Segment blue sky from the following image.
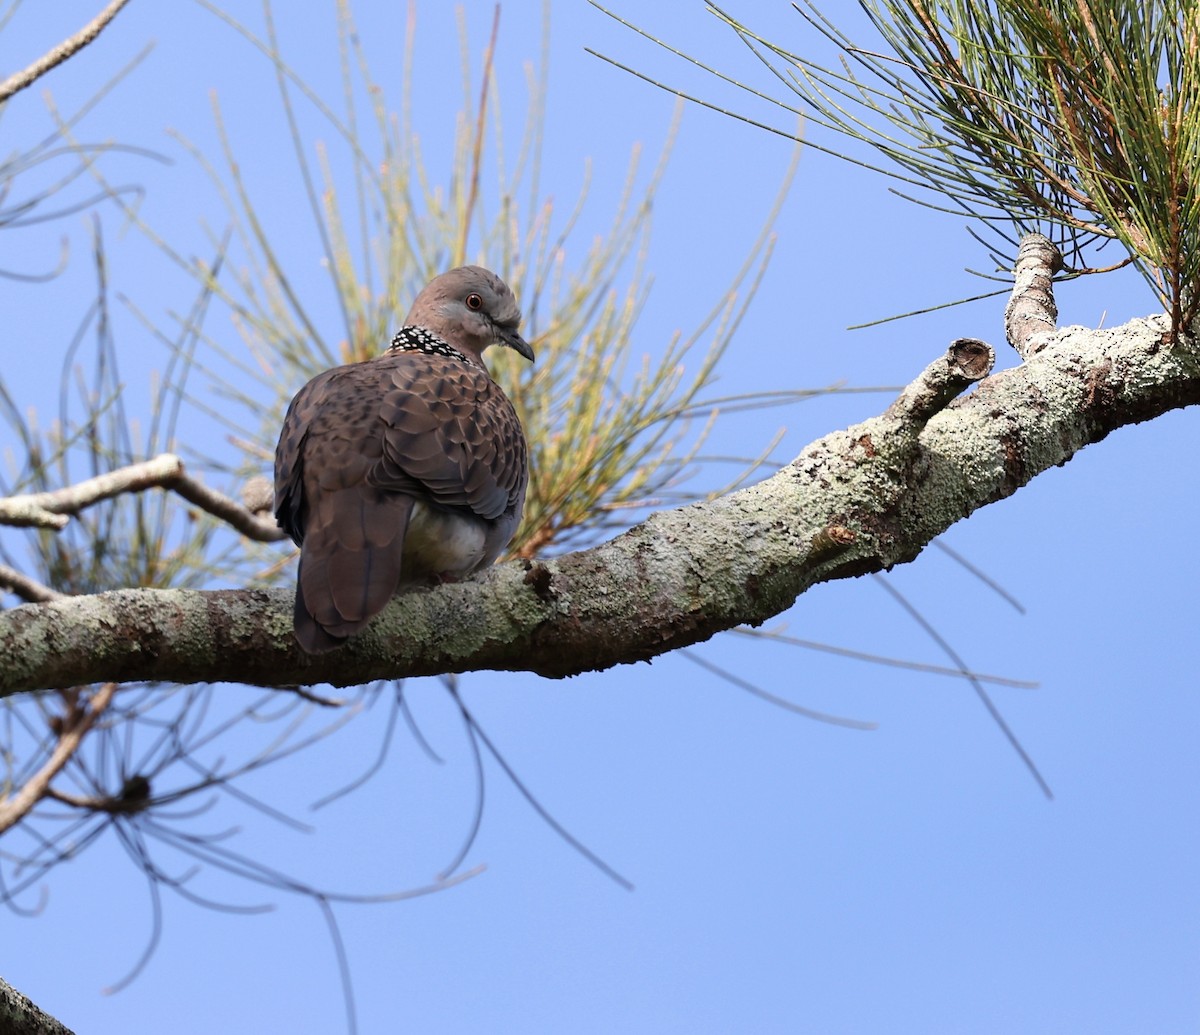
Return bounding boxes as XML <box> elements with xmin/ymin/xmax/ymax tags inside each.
<box><xmin>3</xmin><ymin>2</ymin><xmax>1199</xmax><ymax>1033</ymax></box>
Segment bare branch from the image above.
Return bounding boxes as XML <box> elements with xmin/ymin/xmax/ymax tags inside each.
<box><xmin>165</xmin><ymin>464</ymin><xmax>285</xmax><ymax>542</ymax></box>
<box><xmin>0</xmin><ymin>500</ymin><xmax>68</xmax><ymax>531</ymax></box>
<box><xmin>0</xmin><ymin>454</ymin><xmax>185</xmax><ymax>528</ymax></box>
<box><xmin>0</xmin><ymin>0</ymin><xmax>134</xmax><ymax>104</ymax></box>
<box><xmin>0</xmin><ymin>453</ymin><xmax>284</xmax><ymax>541</ymax></box>
<box><xmin>0</xmin><ymin>683</ymin><xmax>116</xmax><ymax>834</ymax></box>
<box><xmin>0</xmin><ymin>565</ymin><xmax>64</xmax><ymax>604</ymax></box>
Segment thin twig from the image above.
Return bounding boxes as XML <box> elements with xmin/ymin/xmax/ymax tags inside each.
<box><xmin>0</xmin><ymin>0</ymin><xmax>133</xmax><ymax>103</ymax></box>
<box><xmin>0</xmin><ymin>564</ymin><xmax>64</xmax><ymax>603</ymax></box>
<box><xmin>455</xmin><ymin>5</ymin><xmax>501</xmax><ymax>264</ymax></box>
<box><xmin>0</xmin><ymin>453</ymin><xmax>284</xmax><ymax>541</ymax></box>
<box><xmin>0</xmin><ymin>683</ymin><xmax>117</xmax><ymax>835</ymax></box>
<box><xmin>167</xmin><ymin>465</ymin><xmax>285</xmax><ymax>541</ymax></box>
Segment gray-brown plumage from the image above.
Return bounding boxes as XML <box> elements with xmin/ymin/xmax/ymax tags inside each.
<box><xmin>274</xmin><ymin>266</ymin><xmax>533</xmax><ymax>653</ymax></box>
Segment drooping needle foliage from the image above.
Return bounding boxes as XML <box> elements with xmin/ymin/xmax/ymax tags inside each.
<box><xmin>596</xmin><ymin>0</ymin><xmax>1200</xmax><ymax>333</ymax></box>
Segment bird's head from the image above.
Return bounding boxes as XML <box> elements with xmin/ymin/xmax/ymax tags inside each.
<box><xmin>405</xmin><ymin>265</ymin><xmax>535</xmax><ymax>365</ymax></box>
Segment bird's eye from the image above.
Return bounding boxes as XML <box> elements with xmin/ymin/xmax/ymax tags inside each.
<box><xmin>465</xmin><ymin>293</ymin><xmax>483</xmax><ymax>311</ymax></box>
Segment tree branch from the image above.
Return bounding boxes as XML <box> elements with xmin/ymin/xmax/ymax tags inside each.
<box><xmin>0</xmin><ymin>453</ymin><xmax>283</xmax><ymax>541</ymax></box>
<box><xmin>0</xmin><ymin>565</ymin><xmax>63</xmax><ymax>604</ymax></box>
<box><xmin>2</xmin><ymin>303</ymin><xmax>1196</xmax><ymax>694</ymax></box>
<box><xmin>0</xmin><ymin>975</ymin><xmax>76</xmax><ymax>1035</ymax></box>
<box><xmin>0</xmin><ymin>684</ymin><xmax>116</xmax><ymax>834</ymax></box>
<box><xmin>0</xmin><ymin>0</ymin><xmax>133</xmax><ymax>104</ymax></box>
<box><xmin>1005</xmin><ymin>233</ymin><xmax>1063</xmax><ymax>357</ymax></box>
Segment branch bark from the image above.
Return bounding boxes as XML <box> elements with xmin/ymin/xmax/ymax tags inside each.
<box><xmin>0</xmin><ymin>975</ymin><xmax>76</xmax><ymax>1035</ymax></box>
<box><xmin>2</xmin><ymin>303</ymin><xmax>1197</xmax><ymax>695</ymax></box>
<box><xmin>1005</xmin><ymin>233</ymin><xmax>1063</xmax><ymax>357</ymax></box>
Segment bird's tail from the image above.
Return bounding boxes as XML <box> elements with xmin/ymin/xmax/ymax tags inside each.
<box><xmin>293</xmin><ymin>488</ymin><xmax>414</xmax><ymax>654</ymax></box>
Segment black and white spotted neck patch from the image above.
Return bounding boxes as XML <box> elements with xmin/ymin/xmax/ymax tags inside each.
<box><xmin>387</xmin><ymin>325</ymin><xmax>469</xmax><ymax>363</ymax></box>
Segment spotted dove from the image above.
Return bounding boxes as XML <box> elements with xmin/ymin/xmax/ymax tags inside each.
<box><xmin>274</xmin><ymin>265</ymin><xmax>533</xmax><ymax>653</ymax></box>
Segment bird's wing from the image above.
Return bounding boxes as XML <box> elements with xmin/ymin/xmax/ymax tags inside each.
<box><xmin>275</xmin><ymin>362</ymin><xmax>417</xmax><ymax>651</ymax></box>
<box><xmin>273</xmin><ymin>366</ymin><xmax>347</xmax><ymax>546</ymax></box>
<box><xmin>371</xmin><ymin>351</ymin><xmax>528</xmax><ymax>521</ymax></box>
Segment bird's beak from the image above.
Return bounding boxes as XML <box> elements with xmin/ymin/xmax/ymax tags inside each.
<box><xmin>499</xmin><ymin>326</ymin><xmax>535</xmax><ymax>363</ymax></box>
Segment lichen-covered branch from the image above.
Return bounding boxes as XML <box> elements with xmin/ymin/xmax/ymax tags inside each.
<box><xmin>884</xmin><ymin>337</ymin><xmax>995</xmax><ymax>422</ymax></box>
<box><xmin>3</xmin><ymin>302</ymin><xmax>1196</xmax><ymax>694</ymax></box>
<box><xmin>0</xmin><ymin>975</ymin><xmax>76</xmax><ymax>1035</ymax></box>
